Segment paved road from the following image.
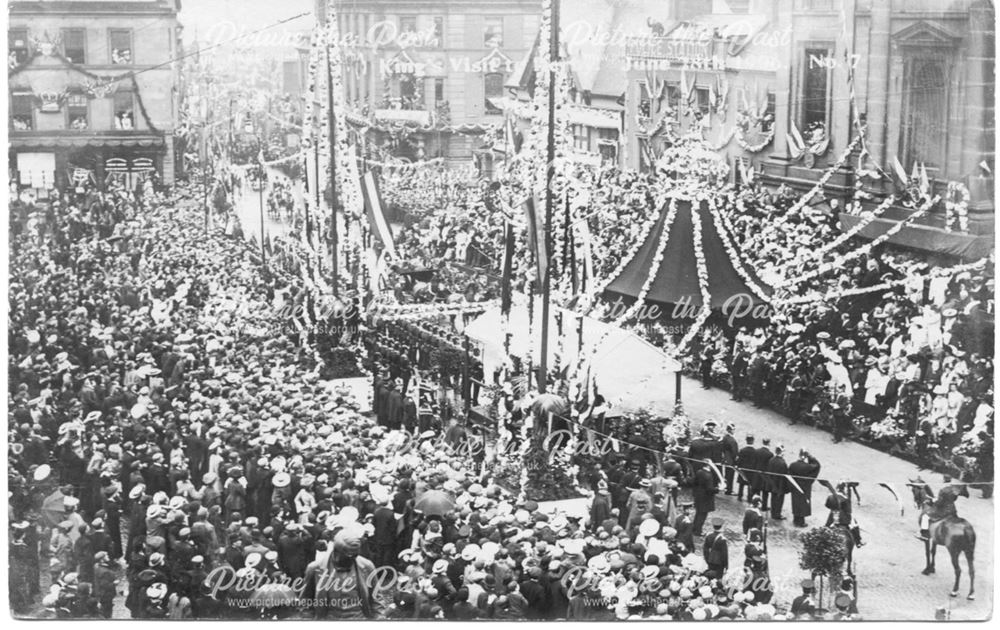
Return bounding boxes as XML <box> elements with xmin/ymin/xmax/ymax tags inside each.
<box><xmin>675</xmin><ymin>375</ymin><xmax>994</xmax><ymax>620</ymax></box>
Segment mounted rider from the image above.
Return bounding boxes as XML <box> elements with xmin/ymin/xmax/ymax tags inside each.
<box><xmin>825</xmin><ymin>481</ymin><xmax>864</xmax><ymax>547</ymax></box>
<box><xmin>917</xmin><ymin>476</ymin><xmax>967</xmax><ymax>541</ymax></box>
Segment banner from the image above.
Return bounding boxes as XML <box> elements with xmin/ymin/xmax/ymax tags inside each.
<box><xmin>361</xmin><ymin>171</ymin><xmax>396</xmax><ymax>257</ymax></box>
<box><xmin>521</xmin><ymin>194</ymin><xmax>547</xmax><ymax>285</ymax></box>
<box><xmin>501</xmin><ymin>221</ymin><xmax>515</xmax><ymax>315</ymax></box>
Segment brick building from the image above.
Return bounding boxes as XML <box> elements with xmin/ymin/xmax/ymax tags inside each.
<box><xmin>315</xmin><ymin>0</ymin><xmax>541</xmax><ymax>165</ymax></box>
<box><xmin>8</xmin><ymin>0</ymin><xmax>183</xmax><ymax>190</ymax></box>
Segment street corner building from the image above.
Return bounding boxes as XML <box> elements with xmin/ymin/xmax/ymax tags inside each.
<box><xmin>8</xmin><ymin>0</ymin><xmax>182</xmax><ymax>193</ymax></box>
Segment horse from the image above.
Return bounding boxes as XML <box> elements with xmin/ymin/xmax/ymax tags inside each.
<box><xmin>908</xmin><ymin>479</ymin><xmax>977</xmax><ymax>600</ymax></box>
<box><xmin>828</xmin><ymin>523</ymin><xmax>857</xmax><ymax>576</ymax></box>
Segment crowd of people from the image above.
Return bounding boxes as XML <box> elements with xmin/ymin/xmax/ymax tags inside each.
<box><xmin>682</xmin><ymin>184</ymin><xmax>994</xmax><ymax>479</ymax></box>
<box><xmin>8</xmin><ymin>172</ymin><xmax>876</xmax><ymax>621</ymax></box>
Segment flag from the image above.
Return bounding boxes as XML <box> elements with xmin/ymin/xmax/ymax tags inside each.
<box><xmin>501</xmin><ymin>221</ymin><xmax>515</xmax><ymax>315</ymax></box>
<box><xmin>785</xmin><ymin>474</ymin><xmax>804</xmax><ymax>495</ymax></box>
<box><xmin>360</xmin><ymin>171</ymin><xmax>396</xmax><ymax>258</ymax></box>
<box><xmin>891</xmin><ymin>155</ymin><xmax>909</xmax><ymax>184</ymax></box>
<box><xmin>788</xmin><ymin>122</ymin><xmax>806</xmax><ymax>154</ymax></box>
<box><xmin>919</xmin><ymin>163</ymin><xmax>930</xmax><ymax>195</ymax></box>
<box><xmin>522</xmin><ymin>194</ymin><xmax>547</xmax><ymax>285</ymax></box>
<box><xmin>879</xmin><ymin>482</ymin><xmax>904</xmax><ymax>516</ymax></box>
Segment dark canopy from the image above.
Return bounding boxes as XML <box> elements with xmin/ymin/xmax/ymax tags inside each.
<box><xmin>604</xmin><ymin>197</ymin><xmax>774</xmax><ymax>311</ymax></box>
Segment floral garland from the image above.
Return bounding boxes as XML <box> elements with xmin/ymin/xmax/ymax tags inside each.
<box><xmin>944</xmin><ymin>181</ymin><xmax>971</xmax><ymax>233</ymax></box>
<box><xmin>808</xmin><ymin>193</ymin><xmax>897</xmax><ymax>258</ymax></box>
<box><xmin>613</xmin><ymin>198</ymin><xmax>678</xmax><ymax>325</ymax></box>
<box><xmin>705</xmin><ymin>196</ymin><xmax>773</xmax><ymax>300</ymax></box>
<box><xmin>676</xmin><ymin>192</ymin><xmax>714</xmax><ymax>352</ymax></box>
<box><xmin>581</xmin><ymin>188</ymin><xmax>668</xmax><ymax>314</ymax></box>
<box><xmin>776</xmin><ymin>256</ymin><xmax>988</xmax><ymax>305</ymax></box>
<box><xmin>778</xmin><ymin>194</ymin><xmax>941</xmax><ymax>289</ymax></box>
<box><xmin>771</xmin><ymin>133</ymin><xmax>863</xmax><ymax>230</ymax></box>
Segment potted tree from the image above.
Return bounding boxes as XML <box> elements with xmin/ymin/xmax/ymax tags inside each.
<box><xmin>799</xmin><ymin>527</ymin><xmax>848</xmax><ymax>613</ymax></box>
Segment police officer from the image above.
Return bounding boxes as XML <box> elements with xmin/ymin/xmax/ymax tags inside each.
<box><xmin>703</xmin><ymin>517</ymin><xmax>728</xmax><ymax>577</ymax></box>
<box><xmin>790</xmin><ymin>579</ymin><xmax>817</xmax><ymax>618</ymax></box>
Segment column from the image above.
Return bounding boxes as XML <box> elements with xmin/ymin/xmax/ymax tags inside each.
<box><xmin>863</xmin><ymin>0</ymin><xmax>890</xmax><ymax>170</ymax></box>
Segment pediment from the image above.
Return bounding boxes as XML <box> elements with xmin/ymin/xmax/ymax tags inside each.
<box><xmin>891</xmin><ymin>20</ymin><xmax>960</xmax><ymax>47</ymax></box>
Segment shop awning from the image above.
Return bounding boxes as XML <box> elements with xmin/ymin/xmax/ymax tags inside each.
<box><xmin>373</xmin><ymin>109</ymin><xmax>432</xmax><ymax>126</ymax></box>
<box><xmin>838</xmin><ymin>213</ymin><xmax>994</xmax><ymax>261</ymax></box>
<box><xmin>10</xmin><ymin>132</ymin><xmax>165</xmax><ymax>149</ymax></box>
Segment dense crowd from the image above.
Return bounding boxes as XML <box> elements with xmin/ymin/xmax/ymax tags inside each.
<box><xmin>8</xmin><ymin>176</ymin><xmax>875</xmax><ymax>621</ymax></box>
<box><xmin>684</xmin><ymin>185</ymin><xmax>994</xmax><ymax>478</ymax></box>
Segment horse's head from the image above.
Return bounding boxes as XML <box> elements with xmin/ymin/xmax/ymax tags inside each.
<box><xmin>955</xmin><ymin>484</ymin><xmax>971</xmax><ymax>499</ymax></box>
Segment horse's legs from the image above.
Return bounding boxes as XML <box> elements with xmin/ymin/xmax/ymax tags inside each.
<box><xmin>949</xmin><ymin>547</ymin><xmax>962</xmax><ymax>597</ymax></box>
<box><xmin>965</xmin><ymin>548</ymin><xmax>975</xmax><ymax>600</ymax></box>
<box><xmin>922</xmin><ymin>540</ymin><xmax>935</xmax><ymax>575</ymax></box>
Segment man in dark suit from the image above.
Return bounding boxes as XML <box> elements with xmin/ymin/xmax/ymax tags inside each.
<box><xmin>736</xmin><ymin>434</ymin><xmax>756</xmax><ymax>501</ymax></box>
<box><xmin>752</xmin><ymin>438</ymin><xmax>773</xmax><ymax>510</ymax></box>
<box><xmin>702</xmin><ymin>517</ymin><xmax>728</xmax><ymax>577</ymax></box>
<box><xmin>730</xmin><ymin>345</ymin><xmax>749</xmax><ymax>401</ymax></box>
<box><xmin>788</xmin><ymin>450</ymin><xmax>822</xmax><ymax>527</ymax></box>
<box><xmin>742</xmin><ymin>497</ymin><xmax>764</xmax><ymax>535</ymax></box>
<box><xmin>673</xmin><ymin>503</ymin><xmax>695</xmax><ymax>554</ymax></box>
<box><xmin>691</xmin><ymin>460</ymin><xmax>718</xmax><ymax>536</ymax></box>
<box><xmin>766</xmin><ymin>445</ymin><xmax>789</xmax><ymax>520</ymax></box>
<box><xmin>721</xmin><ymin>423</ymin><xmax>739</xmax><ymax>495</ymax></box>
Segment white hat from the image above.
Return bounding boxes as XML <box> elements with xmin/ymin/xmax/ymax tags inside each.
<box><xmin>461</xmin><ymin>543</ymin><xmax>481</xmax><ymax>562</ymax></box>
<box><xmin>245</xmin><ymin>552</ymin><xmax>262</xmax><ymax>568</ymax></box>
<box><xmin>271</xmin><ymin>472</ymin><xmax>291</xmax><ymax>488</ymax></box>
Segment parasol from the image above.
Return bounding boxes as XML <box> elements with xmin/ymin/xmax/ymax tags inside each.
<box><xmin>250</xmin><ymin>583</ymin><xmax>298</xmax><ymax>608</ymax></box>
<box><xmin>414</xmin><ymin>489</ymin><xmax>455</xmax><ymax>516</ymax></box>
<box><xmin>40</xmin><ymin>489</ymin><xmax>67</xmax><ymax>527</ymax></box>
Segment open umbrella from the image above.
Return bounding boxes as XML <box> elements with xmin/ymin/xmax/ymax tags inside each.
<box><xmin>40</xmin><ymin>489</ymin><xmax>67</xmax><ymax>527</ymax></box>
<box><xmin>414</xmin><ymin>489</ymin><xmax>455</xmax><ymax>516</ymax></box>
<box><xmin>250</xmin><ymin>583</ymin><xmax>298</xmax><ymax>608</ymax></box>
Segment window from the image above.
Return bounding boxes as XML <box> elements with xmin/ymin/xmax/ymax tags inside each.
<box><xmin>727</xmin><ymin>0</ymin><xmax>751</xmax><ymax>12</ymax></box>
<box><xmin>572</xmin><ymin>124</ymin><xmax>590</xmax><ymax>151</ymax></box>
<box><xmin>11</xmin><ymin>93</ymin><xmax>33</xmax><ymax>130</ymax></box>
<box><xmin>67</xmin><ymin>94</ymin><xmax>88</xmax><ymax>129</ymax></box>
<box><xmin>598</xmin><ymin>130</ymin><xmax>619</xmax><ymax>162</ymax></box>
<box><xmin>113</xmin><ymin>92</ymin><xmax>135</xmax><ymax>130</ymax></box>
<box><xmin>796</xmin><ymin>0</ymin><xmax>835</xmax><ymax>9</ymax></box>
<box><xmin>433</xmin><ymin>17</ymin><xmax>444</xmax><ymax>48</ymax></box>
<box><xmin>695</xmin><ymin>87</ymin><xmax>710</xmax><ymax>116</ymax></box>
<box><xmin>802</xmin><ymin>47</ymin><xmax>831</xmax><ymax>129</ymax></box>
<box><xmin>484</xmin><ymin>16</ymin><xmax>503</xmax><ymax>48</ymax></box>
<box><xmin>434</xmin><ymin>78</ymin><xmax>445</xmax><ymax>104</ymax></box>
<box><xmin>666</xmin><ymin>82</ymin><xmax>681</xmax><ymax>112</ymax></box>
<box><xmin>902</xmin><ymin>58</ymin><xmax>948</xmax><ymax>169</ymax></box>
<box><xmin>399</xmin><ymin>16</ymin><xmax>417</xmax><ymax>34</ymax></box>
<box><xmin>484</xmin><ymin>72</ymin><xmax>504</xmax><ymax>114</ymax></box>
<box><xmin>638</xmin><ymin>82</ymin><xmax>650</xmax><ymax>118</ymax></box>
<box><xmin>9</xmin><ymin>28</ymin><xmax>29</xmax><ymax>66</ymax></box>
<box><xmin>765</xmin><ymin>91</ymin><xmax>776</xmax><ymax>132</ymax></box>
<box><xmin>110</xmin><ymin>29</ymin><xmax>132</xmax><ymax>65</ymax></box>
<box><xmin>62</xmin><ymin>28</ymin><xmax>86</xmax><ymax>64</ymax></box>
<box><xmin>399</xmin><ymin>76</ymin><xmax>415</xmax><ymax>107</ymax></box>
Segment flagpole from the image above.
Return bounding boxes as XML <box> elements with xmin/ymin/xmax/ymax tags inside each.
<box><xmin>326</xmin><ymin>31</ymin><xmax>340</xmax><ymax>297</ymax></box>
<box><xmin>538</xmin><ymin>0</ymin><xmax>559</xmax><ymax>394</ymax></box>
<box><xmin>258</xmin><ymin>151</ymin><xmax>266</xmax><ymax>266</ymax></box>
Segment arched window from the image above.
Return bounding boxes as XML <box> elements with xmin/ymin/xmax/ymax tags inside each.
<box><xmin>903</xmin><ymin>58</ymin><xmax>947</xmax><ymax>170</ymax></box>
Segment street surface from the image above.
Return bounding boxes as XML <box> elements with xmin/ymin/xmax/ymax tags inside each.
<box><xmin>677</xmin><ymin>376</ymin><xmax>994</xmax><ymax>620</ymax></box>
